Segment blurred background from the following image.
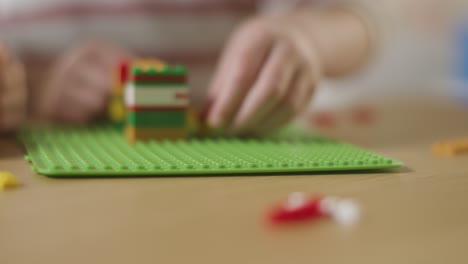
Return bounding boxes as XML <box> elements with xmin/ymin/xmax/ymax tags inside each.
<box><xmin>1</xmin><ymin>0</ymin><xmax>468</xmax><ymax>145</ymax></box>
<box><xmin>306</xmin><ymin>0</ymin><xmax>468</xmax><ymax>147</ymax></box>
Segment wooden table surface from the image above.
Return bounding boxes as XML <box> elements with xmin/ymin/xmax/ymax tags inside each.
<box><xmin>1</xmin><ymin>98</ymin><xmax>468</xmax><ymax>264</ymax></box>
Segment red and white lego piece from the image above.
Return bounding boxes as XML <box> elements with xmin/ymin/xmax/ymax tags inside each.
<box><xmin>268</xmin><ymin>192</ymin><xmax>361</xmax><ymax>226</ymax></box>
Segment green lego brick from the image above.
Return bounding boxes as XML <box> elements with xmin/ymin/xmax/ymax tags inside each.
<box><xmin>19</xmin><ymin>125</ymin><xmax>403</xmax><ymax>177</ymax></box>
<box><xmin>127</xmin><ymin>111</ymin><xmax>186</xmax><ymax>127</ymax></box>
<box><xmin>132</xmin><ymin>65</ymin><xmax>187</xmax><ymax>76</ymax></box>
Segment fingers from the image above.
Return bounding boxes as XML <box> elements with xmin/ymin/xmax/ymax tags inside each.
<box><xmin>53</xmin><ymin>82</ymin><xmax>108</xmax><ymax>123</ymax></box>
<box><xmin>87</xmin><ymin>40</ymin><xmax>133</xmax><ymax>69</ymax></box>
<box><xmin>47</xmin><ymin>67</ymin><xmax>109</xmax><ymax>123</ymax></box>
<box><xmin>253</xmin><ymin>106</ymin><xmax>292</xmax><ymax>136</ymax></box>
<box><xmin>206</xmin><ymin>17</ymin><xmax>321</xmax><ymax>136</ymax></box>
<box><xmin>75</xmin><ymin>60</ymin><xmax>113</xmax><ymax>96</ymax></box>
<box><xmin>40</xmin><ymin>40</ymin><xmax>132</xmax><ymax>123</ymax></box>
<box><xmin>207</xmin><ymin>20</ymin><xmax>273</xmax><ymax>99</ymax></box>
<box><xmin>207</xmin><ymin>20</ymin><xmax>275</xmax><ymax>130</ymax></box>
<box><xmin>231</xmin><ymin>40</ymin><xmax>299</xmax><ymax>133</ymax></box>
<box><xmin>61</xmin><ymin>40</ymin><xmax>131</xmax><ymax>71</ymax></box>
<box><xmin>54</xmin><ymin>92</ymin><xmax>97</xmax><ymax>123</ymax></box>
<box><xmin>253</xmin><ymin>66</ymin><xmax>316</xmax><ymax>135</ymax></box>
<box><xmin>38</xmin><ymin>47</ymin><xmax>88</xmax><ymax>119</ymax></box>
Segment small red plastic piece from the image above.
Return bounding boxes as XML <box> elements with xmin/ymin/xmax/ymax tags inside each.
<box><xmin>269</xmin><ymin>196</ymin><xmax>324</xmax><ymax>224</ymax></box>
<box><xmin>352</xmin><ymin>105</ymin><xmax>376</xmax><ymax>125</ymax></box>
<box><xmin>310</xmin><ymin>112</ymin><xmax>336</xmax><ymax>128</ymax></box>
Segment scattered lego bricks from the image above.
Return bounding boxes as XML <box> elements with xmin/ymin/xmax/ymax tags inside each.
<box><xmin>309</xmin><ymin>105</ymin><xmax>377</xmax><ymax>130</ymax></box>
<box><xmin>432</xmin><ymin>138</ymin><xmax>468</xmax><ymax>156</ymax></box>
<box><xmin>268</xmin><ymin>192</ymin><xmax>361</xmax><ymax>226</ymax></box>
<box><xmin>0</xmin><ymin>171</ymin><xmax>19</xmax><ymax>190</ymax></box>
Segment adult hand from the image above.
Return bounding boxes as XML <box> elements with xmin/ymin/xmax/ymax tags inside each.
<box><xmin>0</xmin><ymin>44</ymin><xmax>27</xmax><ymax>132</ymax></box>
<box><xmin>39</xmin><ymin>41</ymin><xmax>132</xmax><ymax>123</ymax></box>
<box><xmin>206</xmin><ymin>15</ymin><xmax>322</xmax><ymax>135</ymax></box>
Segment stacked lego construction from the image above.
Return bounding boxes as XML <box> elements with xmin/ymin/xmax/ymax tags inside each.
<box><xmin>124</xmin><ymin>60</ymin><xmax>189</xmax><ymax>143</ymax></box>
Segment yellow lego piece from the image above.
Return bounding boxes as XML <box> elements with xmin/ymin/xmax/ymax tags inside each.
<box><xmin>132</xmin><ymin>59</ymin><xmax>167</xmax><ymax>72</ymax></box>
<box><xmin>109</xmin><ymin>97</ymin><xmax>125</xmax><ymax>122</ymax></box>
<box><xmin>432</xmin><ymin>138</ymin><xmax>468</xmax><ymax>156</ymax></box>
<box><xmin>126</xmin><ymin>126</ymin><xmax>188</xmax><ymax>143</ymax></box>
<box><xmin>0</xmin><ymin>171</ymin><xmax>19</xmax><ymax>190</ymax></box>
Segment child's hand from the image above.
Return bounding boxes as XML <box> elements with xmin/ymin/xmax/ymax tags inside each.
<box><xmin>207</xmin><ymin>16</ymin><xmax>322</xmax><ymax>135</ymax></box>
<box><xmin>0</xmin><ymin>44</ymin><xmax>27</xmax><ymax>132</ymax></box>
<box><xmin>39</xmin><ymin>41</ymin><xmax>132</xmax><ymax>123</ymax></box>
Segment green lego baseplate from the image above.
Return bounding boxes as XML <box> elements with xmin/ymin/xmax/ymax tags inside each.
<box><xmin>20</xmin><ymin>126</ymin><xmax>403</xmax><ymax>177</ymax></box>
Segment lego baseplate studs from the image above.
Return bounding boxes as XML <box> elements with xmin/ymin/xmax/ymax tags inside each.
<box><xmin>20</xmin><ymin>126</ymin><xmax>403</xmax><ymax>177</ymax></box>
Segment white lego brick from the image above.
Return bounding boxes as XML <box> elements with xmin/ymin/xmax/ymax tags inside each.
<box><xmin>124</xmin><ymin>83</ymin><xmax>189</xmax><ymax>107</ymax></box>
